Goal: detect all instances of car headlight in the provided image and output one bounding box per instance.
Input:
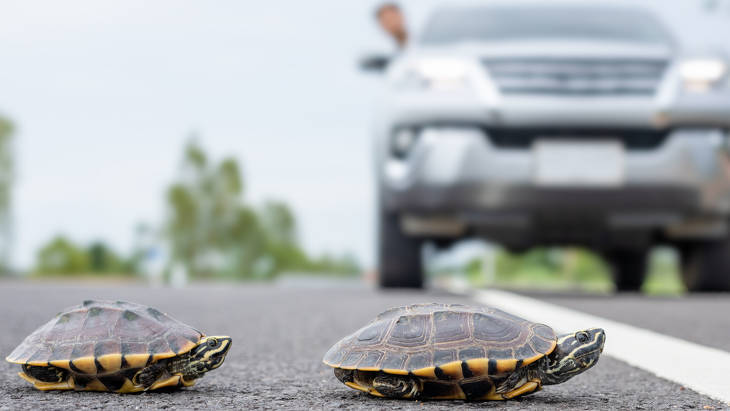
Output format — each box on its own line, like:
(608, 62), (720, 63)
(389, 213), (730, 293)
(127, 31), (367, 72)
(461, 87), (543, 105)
(392, 59), (475, 92)
(679, 59), (727, 92)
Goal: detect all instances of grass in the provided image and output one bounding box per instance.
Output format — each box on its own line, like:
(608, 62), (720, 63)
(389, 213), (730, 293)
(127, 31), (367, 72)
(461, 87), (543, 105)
(435, 246), (686, 295)
(642, 250), (686, 295)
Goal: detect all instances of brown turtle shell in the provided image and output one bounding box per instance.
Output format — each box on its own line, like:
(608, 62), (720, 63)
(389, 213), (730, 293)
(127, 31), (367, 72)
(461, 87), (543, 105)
(6, 300), (203, 375)
(323, 303), (557, 379)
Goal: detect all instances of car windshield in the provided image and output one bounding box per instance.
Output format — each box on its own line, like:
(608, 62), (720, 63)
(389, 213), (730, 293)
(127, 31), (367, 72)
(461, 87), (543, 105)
(421, 5), (672, 45)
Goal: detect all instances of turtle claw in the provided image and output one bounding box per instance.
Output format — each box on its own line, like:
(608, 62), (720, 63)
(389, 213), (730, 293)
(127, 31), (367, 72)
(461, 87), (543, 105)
(495, 371), (525, 394)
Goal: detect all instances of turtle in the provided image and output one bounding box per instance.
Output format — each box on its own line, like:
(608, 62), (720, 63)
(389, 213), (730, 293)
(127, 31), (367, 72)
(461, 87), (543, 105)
(5, 300), (232, 393)
(323, 303), (605, 400)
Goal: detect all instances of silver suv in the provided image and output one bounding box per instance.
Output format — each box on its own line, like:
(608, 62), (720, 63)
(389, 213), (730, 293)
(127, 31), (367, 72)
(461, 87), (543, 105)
(374, 2), (730, 291)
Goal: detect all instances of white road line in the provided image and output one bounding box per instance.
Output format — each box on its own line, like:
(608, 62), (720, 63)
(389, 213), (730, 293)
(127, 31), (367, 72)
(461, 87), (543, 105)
(472, 289), (730, 404)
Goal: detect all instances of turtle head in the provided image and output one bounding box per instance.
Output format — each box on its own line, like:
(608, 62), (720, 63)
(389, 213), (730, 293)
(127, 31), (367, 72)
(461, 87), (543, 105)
(184, 336), (232, 379)
(540, 328), (605, 385)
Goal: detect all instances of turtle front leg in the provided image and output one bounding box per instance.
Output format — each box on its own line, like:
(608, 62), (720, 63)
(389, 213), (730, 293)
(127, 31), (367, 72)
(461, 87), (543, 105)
(493, 367), (542, 400)
(500, 380), (542, 399)
(133, 362), (167, 388)
(371, 373), (421, 399)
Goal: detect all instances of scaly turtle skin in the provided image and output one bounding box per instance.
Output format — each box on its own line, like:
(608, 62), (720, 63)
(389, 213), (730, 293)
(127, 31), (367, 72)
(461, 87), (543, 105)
(5, 300), (232, 393)
(323, 303), (605, 400)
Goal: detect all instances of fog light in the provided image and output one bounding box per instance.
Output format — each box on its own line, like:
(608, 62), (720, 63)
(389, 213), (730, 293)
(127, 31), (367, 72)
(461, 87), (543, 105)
(391, 128), (418, 158)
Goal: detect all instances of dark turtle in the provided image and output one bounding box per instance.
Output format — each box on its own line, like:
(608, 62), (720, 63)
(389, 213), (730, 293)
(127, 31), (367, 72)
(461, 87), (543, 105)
(323, 303), (605, 400)
(5, 300), (232, 393)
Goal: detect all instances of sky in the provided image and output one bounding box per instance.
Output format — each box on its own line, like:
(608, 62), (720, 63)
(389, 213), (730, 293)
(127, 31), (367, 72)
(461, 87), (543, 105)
(0, 0), (727, 270)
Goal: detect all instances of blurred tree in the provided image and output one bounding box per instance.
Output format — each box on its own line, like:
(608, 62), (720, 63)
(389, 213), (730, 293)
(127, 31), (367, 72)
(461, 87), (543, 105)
(167, 141), (258, 278)
(165, 140), (360, 279)
(258, 200), (305, 274)
(260, 201), (296, 245)
(87, 241), (132, 273)
(167, 182), (200, 275)
(0, 116), (13, 274)
(34, 237), (136, 276)
(35, 236), (89, 275)
(306, 252), (361, 276)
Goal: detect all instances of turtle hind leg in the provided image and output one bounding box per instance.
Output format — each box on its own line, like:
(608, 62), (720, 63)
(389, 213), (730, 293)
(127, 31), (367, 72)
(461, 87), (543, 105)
(22, 364), (67, 383)
(334, 368), (354, 384)
(18, 369), (74, 391)
(371, 373), (421, 399)
(133, 362), (166, 388)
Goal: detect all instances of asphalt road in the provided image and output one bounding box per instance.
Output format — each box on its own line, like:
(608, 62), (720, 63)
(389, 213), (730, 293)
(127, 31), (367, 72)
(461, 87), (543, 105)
(0, 281), (726, 410)
(531, 291), (730, 352)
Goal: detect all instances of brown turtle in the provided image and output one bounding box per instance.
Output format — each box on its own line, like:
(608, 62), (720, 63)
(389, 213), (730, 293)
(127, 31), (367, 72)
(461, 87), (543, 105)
(6, 300), (232, 393)
(323, 303), (605, 400)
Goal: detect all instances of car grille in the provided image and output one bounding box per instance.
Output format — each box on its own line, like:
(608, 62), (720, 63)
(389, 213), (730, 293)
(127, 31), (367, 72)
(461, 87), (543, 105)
(484, 127), (670, 150)
(482, 58), (668, 96)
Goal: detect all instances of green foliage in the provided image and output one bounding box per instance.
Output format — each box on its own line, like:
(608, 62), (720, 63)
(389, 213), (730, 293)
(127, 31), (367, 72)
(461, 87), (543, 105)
(35, 236), (89, 275)
(463, 247), (614, 293)
(0, 115), (13, 273)
(165, 140), (360, 280)
(88, 241), (137, 273)
(642, 248), (686, 295)
(304, 253), (361, 276)
(30, 139), (360, 279)
(460, 246), (684, 294)
(0, 117), (12, 210)
(34, 237), (135, 276)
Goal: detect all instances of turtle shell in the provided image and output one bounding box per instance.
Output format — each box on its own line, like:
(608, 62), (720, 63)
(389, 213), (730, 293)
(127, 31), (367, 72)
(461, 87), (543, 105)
(6, 300), (204, 375)
(323, 303), (557, 379)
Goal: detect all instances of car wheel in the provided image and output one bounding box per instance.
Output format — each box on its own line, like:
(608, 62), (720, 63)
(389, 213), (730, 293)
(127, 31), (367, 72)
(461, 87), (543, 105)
(378, 211), (423, 288)
(680, 240), (730, 292)
(606, 249), (648, 292)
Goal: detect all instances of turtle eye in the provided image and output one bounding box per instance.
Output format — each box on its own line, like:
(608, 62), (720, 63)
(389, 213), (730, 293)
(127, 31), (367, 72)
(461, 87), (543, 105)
(208, 338), (219, 348)
(576, 332), (590, 344)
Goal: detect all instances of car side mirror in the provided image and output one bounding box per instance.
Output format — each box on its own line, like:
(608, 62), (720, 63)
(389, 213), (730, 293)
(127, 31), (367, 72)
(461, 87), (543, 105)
(359, 54), (392, 73)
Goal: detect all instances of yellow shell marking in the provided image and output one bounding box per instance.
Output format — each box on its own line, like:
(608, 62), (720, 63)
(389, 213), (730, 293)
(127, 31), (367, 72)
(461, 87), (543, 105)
(464, 358), (489, 375)
(18, 369), (196, 393)
(344, 381), (368, 392)
(96, 354), (122, 372)
(380, 368), (409, 375)
(149, 375), (183, 391)
(70, 357), (97, 374)
(410, 367), (436, 378)
(123, 354), (151, 369)
(48, 360), (71, 370)
(367, 388), (386, 398)
(438, 362), (464, 379)
(82, 379), (109, 392)
(495, 359), (518, 374)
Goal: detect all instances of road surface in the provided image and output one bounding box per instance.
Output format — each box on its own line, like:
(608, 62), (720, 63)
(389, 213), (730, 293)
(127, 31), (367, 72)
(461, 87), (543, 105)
(0, 281), (726, 410)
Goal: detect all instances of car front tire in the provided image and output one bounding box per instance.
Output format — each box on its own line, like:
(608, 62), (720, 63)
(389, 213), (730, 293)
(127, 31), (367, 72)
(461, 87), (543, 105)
(606, 248), (648, 292)
(378, 211), (423, 288)
(681, 240), (730, 292)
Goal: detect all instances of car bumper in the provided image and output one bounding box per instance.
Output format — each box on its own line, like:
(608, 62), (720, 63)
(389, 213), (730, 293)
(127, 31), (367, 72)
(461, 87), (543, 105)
(380, 127), (730, 240)
(379, 88), (730, 129)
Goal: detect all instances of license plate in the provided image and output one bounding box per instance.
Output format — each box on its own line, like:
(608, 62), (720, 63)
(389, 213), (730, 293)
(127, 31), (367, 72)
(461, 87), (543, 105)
(533, 140), (624, 187)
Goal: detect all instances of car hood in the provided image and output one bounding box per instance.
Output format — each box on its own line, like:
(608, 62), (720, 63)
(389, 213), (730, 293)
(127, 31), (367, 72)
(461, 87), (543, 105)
(406, 39), (674, 61)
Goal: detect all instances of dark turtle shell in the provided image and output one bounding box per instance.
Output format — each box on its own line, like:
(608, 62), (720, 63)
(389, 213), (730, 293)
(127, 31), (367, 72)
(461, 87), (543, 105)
(323, 303), (557, 379)
(6, 300), (203, 375)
